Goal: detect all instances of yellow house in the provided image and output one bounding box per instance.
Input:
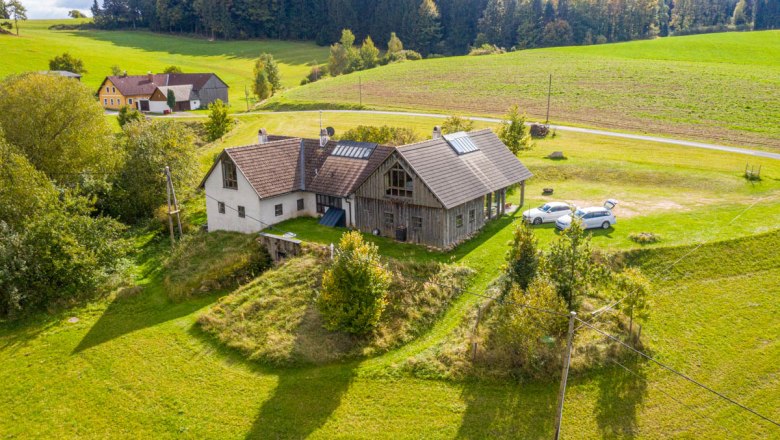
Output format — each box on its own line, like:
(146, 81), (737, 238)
(97, 73), (229, 113)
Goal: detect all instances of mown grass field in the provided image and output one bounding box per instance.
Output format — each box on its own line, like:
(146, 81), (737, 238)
(268, 31), (780, 149)
(0, 20), (328, 109)
(1, 110), (778, 437)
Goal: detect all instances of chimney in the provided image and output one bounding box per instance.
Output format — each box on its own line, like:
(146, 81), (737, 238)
(147, 72), (153, 83)
(432, 125), (442, 140)
(258, 128), (268, 144)
(319, 128), (329, 147)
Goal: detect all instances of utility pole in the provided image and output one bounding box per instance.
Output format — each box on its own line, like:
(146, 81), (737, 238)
(164, 166), (183, 246)
(359, 76), (363, 107)
(546, 74), (552, 126)
(554, 311), (577, 440)
(244, 85), (250, 112)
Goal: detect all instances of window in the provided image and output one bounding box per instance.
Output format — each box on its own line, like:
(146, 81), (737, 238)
(104, 98), (107, 105)
(412, 216), (423, 230)
(128, 98), (133, 105)
(297, 198), (304, 211)
(222, 160), (238, 189)
(275, 204), (283, 217)
(112, 87), (116, 93)
(110, 98), (114, 105)
(385, 163), (413, 198)
(316, 194), (342, 214)
(218, 202), (225, 214)
(237, 206), (245, 218)
(384, 212), (394, 227)
(455, 214), (464, 228)
(106, 87), (110, 93)
(469, 209), (476, 224)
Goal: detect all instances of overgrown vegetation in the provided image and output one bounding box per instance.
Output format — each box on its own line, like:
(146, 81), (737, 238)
(163, 232), (271, 301)
(337, 124), (421, 146)
(629, 232), (661, 244)
(441, 115), (475, 134)
(199, 247), (472, 365)
(319, 232), (392, 334)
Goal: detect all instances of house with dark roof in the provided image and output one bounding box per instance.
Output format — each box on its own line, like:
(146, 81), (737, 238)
(200, 127), (531, 248)
(97, 72), (228, 112)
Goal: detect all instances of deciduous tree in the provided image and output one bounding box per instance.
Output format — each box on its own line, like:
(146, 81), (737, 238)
(49, 52), (87, 74)
(442, 115), (475, 134)
(497, 105), (533, 154)
(204, 99), (232, 141)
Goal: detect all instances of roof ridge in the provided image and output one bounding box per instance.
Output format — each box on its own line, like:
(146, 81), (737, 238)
(224, 137), (303, 152)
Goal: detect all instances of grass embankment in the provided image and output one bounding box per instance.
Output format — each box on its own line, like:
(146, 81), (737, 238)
(269, 31), (780, 149)
(199, 252), (472, 365)
(0, 19), (328, 109)
(1, 224), (777, 437)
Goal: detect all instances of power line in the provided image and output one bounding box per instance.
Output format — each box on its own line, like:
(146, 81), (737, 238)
(577, 318), (780, 428)
(608, 358), (738, 438)
(577, 196), (767, 331)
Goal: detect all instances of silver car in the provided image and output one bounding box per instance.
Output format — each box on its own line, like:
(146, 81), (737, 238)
(523, 202), (573, 225)
(556, 200), (618, 230)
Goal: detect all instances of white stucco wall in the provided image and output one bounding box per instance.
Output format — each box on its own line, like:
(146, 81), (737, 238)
(204, 159), (319, 233)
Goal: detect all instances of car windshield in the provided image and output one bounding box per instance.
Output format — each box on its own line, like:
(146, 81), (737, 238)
(574, 209), (586, 218)
(539, 204), (552, 212)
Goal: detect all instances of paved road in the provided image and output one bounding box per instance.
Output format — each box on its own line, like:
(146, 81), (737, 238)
(153, 109), (780, 160)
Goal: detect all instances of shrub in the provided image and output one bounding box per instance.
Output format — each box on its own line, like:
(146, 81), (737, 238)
(441, 115), (475, 134)
(386, 49), (422, 63)
(338, 125), (420, 146)
(505, 222), (540, 291)
(469, 44), (506, 56)
(497, 104), (533, 154)
(318, 231), (391, 334)
(117, 105), (143, 127)
(629, 232), (661, 244)
(48, 52), (86, 74)
(486, 278), (569, 379)
(163, 65), (183, 74)
(205, 99), (233, 141)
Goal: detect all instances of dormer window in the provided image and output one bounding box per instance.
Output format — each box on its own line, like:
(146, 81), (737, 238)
(385, 163), (413, 198)
(222, 160), (238, 189)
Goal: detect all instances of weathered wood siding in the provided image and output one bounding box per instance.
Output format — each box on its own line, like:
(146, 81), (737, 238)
(355, 197), (448, 247)
(354, 152), (443, 209)
(197, 76), (229, 107)
(443, 196), (486, 247)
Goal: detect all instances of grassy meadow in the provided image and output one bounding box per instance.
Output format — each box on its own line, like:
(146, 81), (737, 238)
(1, 111), (779, 437)
(268, 31), (780, 149)
(0, 19), (328, 109)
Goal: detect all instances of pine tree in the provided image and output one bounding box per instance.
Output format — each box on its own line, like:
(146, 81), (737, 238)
(166, 89), (176, 111)
(405, 0), (442, 55)
(387, 32), (404, 54)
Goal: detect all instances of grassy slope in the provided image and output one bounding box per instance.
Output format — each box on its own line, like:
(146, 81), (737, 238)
(0, 20), (328, 109)
(269, 31), (780, 149)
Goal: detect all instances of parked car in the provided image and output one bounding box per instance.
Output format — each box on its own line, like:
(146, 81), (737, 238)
(523, 202), (573, 225)
(556, 200), (618, 230)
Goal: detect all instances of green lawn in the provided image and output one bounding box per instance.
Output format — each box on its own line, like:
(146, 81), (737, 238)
(0, 20), (328, 110)
(1, 100), (779, 436)
(267, 31), (780, 149)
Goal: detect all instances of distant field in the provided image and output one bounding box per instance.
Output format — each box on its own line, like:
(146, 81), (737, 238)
(269, 31), (780, 149)
(0, 20), (328, 109)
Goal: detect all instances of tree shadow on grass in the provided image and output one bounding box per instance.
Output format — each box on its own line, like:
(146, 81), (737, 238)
(188, 307), (357, 440)
(63, 29), (322, 65)
(594, 358), (649, 439)
(456, 379), (559, 439)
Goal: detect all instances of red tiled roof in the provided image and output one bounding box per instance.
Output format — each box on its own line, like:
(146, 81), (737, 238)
(102, 73), (226, 97)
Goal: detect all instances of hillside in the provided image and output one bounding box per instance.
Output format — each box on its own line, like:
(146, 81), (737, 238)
(0, 20), (328, 109)
(270, 31), (780, 149)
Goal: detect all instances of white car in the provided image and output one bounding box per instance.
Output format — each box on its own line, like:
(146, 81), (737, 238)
(523, 202), (573, 225)
(556, 200), (618, 230)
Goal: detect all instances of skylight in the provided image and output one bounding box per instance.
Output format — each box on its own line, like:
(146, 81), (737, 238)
(331, 141), (378, 159)
(443, 132), (479, 155)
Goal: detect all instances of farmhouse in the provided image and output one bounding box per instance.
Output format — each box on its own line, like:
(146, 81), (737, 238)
(201, 127), (531, 248)
(97, 72), (228, 112)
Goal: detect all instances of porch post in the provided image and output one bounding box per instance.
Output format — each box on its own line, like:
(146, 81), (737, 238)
(520, 181), (526, 207)
(487, 192), (493, 219)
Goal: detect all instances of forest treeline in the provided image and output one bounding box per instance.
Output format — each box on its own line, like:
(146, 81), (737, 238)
(91, 0), (780, 54)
